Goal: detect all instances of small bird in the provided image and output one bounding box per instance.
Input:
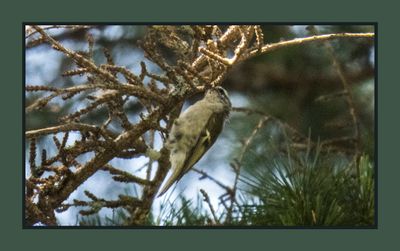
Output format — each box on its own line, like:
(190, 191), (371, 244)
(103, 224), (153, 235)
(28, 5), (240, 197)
(158, 86), (231, 197)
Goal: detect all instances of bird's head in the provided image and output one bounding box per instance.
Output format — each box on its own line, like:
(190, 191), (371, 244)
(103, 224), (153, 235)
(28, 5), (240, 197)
(205, 86), (232, 112)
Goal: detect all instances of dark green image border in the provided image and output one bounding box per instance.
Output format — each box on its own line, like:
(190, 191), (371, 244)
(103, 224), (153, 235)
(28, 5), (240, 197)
(2, 0), (397, 250)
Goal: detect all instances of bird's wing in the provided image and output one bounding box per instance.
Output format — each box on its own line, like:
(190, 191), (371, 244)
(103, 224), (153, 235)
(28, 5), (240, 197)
(181, 112), (224, 174)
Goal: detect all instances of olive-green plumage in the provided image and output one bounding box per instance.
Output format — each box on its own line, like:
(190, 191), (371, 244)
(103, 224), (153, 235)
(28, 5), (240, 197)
(158, 87), (231, 197)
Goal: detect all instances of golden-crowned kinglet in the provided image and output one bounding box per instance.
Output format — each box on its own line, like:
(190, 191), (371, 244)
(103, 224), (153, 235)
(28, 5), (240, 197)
(158, 86), (231, 197)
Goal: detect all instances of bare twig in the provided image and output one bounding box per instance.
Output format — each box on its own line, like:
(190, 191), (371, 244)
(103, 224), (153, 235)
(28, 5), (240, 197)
(102, 164), (151, 185)
(192, 168), (231, 192)
(237, 117), (270, 163)
(200, 189), (220, 225)
(26, 123), (114, 140)
(248, 32), (374, 59)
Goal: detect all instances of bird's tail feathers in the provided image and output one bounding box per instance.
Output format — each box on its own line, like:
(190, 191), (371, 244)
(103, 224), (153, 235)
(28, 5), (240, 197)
(157, 168), (183, 197)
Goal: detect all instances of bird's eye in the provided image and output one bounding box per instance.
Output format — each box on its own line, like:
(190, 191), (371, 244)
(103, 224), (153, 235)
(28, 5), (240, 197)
(217, 87), (226, 96)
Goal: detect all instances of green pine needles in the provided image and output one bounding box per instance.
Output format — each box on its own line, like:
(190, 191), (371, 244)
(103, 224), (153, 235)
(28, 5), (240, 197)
(241, 144), (374, 227)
